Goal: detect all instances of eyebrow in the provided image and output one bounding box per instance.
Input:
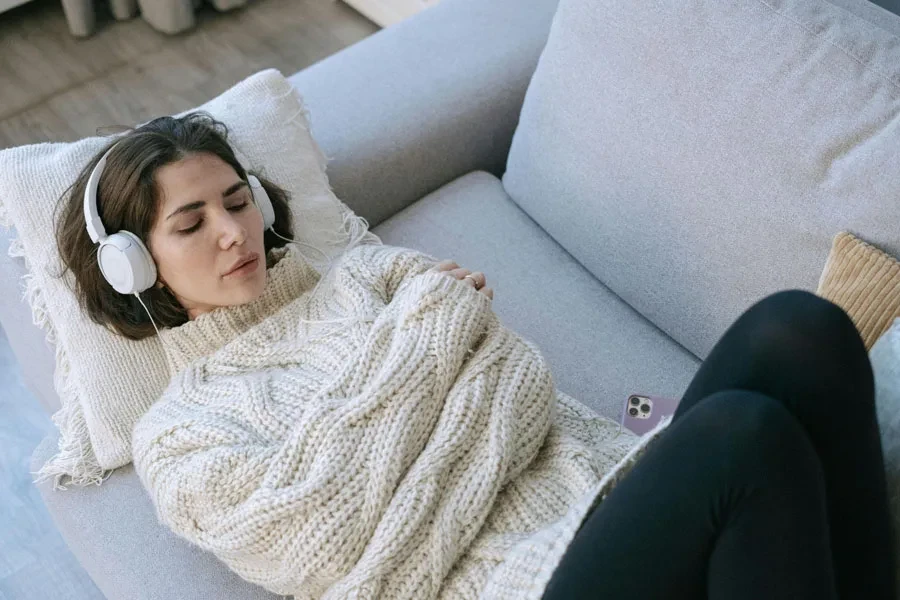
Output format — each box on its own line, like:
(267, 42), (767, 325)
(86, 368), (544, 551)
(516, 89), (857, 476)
(165, 181), (249, 220)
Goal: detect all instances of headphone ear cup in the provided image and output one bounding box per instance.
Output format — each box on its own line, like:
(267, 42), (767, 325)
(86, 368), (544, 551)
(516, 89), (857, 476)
(97, 231), (157, 295)
(248, 174), (276, 230)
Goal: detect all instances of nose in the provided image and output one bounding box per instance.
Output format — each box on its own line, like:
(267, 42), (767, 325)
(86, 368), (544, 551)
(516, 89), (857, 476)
(217, 211), (247, 249)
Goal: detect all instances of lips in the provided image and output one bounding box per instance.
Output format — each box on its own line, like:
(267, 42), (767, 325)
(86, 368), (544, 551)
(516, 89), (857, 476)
(223, 252), (260, 277)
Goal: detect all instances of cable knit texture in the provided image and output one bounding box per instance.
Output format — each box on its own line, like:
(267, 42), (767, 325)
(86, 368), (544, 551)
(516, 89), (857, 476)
(132, 242), (667, 599)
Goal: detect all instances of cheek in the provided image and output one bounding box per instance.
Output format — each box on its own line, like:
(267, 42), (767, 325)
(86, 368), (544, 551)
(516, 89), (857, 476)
(151, 235), (214, 285)
(245, 207), (266, 239)
(242, 212), (267, 254)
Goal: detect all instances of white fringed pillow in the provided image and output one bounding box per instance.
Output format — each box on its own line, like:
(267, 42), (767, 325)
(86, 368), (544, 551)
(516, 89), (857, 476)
(0, 69), (378, 488)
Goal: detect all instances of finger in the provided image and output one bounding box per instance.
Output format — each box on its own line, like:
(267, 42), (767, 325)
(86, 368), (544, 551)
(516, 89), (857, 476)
(449, 267), (473, 281)
(461, 273), (481, 288)
(432, 260), (459, 272)
(467, 271), (486, 288)
(480, 287), (494, 300)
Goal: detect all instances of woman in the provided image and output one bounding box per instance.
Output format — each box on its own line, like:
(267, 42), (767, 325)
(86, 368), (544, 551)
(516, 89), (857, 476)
(56, 112), (894, 599)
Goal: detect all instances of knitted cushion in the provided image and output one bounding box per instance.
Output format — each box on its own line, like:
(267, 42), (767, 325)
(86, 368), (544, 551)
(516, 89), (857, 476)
(0, 68), (376, 488)
(817, 232), (900, 350)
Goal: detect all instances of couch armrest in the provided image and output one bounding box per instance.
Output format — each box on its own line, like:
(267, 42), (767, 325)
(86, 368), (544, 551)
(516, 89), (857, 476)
(289, 0), (560, 227)
(31, 431), (281, 600)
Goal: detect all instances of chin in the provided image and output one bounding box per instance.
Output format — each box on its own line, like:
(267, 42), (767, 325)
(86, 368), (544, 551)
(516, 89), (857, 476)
(241, 279), (268, 304)
(223, 274), (267, 307)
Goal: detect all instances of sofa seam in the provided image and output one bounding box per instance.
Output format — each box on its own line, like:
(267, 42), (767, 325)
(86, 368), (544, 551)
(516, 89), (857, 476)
(755, 0), (900, 94)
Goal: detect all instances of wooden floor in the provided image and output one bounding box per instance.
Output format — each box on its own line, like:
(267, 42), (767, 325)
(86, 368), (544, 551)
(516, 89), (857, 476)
(0, 0), (377, 597)
(0, 0), (378, 148)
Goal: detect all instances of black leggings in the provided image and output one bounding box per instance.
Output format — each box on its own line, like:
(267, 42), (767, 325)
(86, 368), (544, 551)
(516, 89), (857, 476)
(542, 290), (895, 600)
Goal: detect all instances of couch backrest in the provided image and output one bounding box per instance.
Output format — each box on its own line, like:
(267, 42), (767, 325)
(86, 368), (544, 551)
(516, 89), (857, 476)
(851, 0), (900, 24)
(502, 0), (900, 358)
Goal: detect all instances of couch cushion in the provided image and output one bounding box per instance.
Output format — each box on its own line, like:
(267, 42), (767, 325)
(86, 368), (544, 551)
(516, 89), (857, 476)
(830, 0), (900, 32)
(30, 433), (281, 600)
(373, 171), (700, 419)
(32, 170), (698, 600)
(503, 0), (900, 358)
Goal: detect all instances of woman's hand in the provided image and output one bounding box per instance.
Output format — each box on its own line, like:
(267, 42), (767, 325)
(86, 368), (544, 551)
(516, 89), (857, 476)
(430, 260), (494, 301)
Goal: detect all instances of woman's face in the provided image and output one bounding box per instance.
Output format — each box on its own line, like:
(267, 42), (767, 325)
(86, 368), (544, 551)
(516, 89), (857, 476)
(147, 152), (267, 319)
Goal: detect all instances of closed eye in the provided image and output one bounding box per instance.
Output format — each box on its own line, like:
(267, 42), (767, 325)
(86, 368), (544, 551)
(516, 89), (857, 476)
(178, 220), (202, 235)
(177, 202), (250, 235)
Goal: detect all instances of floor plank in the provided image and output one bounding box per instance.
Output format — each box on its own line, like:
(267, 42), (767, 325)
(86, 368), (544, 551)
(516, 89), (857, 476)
(0, 0), (164, 121)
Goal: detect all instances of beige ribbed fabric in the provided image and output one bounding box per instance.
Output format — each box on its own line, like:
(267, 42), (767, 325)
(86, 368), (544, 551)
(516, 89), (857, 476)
(133, 242), (666, 599)
(817, 232), (900, 350)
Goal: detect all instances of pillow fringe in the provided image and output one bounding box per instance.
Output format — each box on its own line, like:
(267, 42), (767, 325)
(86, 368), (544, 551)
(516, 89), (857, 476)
(5, 232), (109, 489)
(31, 387), (111, 490)
(283, 85), (326, 172)
(280, 85), (381, 260)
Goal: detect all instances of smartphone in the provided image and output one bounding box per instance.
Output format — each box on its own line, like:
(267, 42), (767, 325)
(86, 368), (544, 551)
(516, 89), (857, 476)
(620, 394), (681, 436)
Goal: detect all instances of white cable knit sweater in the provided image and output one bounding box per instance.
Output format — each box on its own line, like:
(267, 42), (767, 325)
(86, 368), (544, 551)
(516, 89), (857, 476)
(132, 242), (669, 599)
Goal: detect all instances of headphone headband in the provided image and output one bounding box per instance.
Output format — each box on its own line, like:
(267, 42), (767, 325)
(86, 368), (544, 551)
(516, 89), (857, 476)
(83, 143), (118, 243)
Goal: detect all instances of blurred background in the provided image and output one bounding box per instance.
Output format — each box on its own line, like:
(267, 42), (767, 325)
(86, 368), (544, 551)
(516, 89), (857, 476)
(0, 0), (382, 148)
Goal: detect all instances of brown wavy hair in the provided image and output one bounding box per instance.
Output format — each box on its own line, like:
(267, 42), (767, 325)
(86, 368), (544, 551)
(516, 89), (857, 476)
(55, 112), (295, 340)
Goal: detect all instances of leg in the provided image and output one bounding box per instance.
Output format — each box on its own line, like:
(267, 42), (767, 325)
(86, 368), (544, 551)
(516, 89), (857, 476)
(109, 0), (139, 20)
(543, 391), (837, 600)
(137, 0), (196, 34)
(61, 0), (96, 37)
(208, 0), (249, 11)
(675, 290), (893, 599)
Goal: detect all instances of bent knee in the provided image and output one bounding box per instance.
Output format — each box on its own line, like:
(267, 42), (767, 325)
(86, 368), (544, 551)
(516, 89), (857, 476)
(681, 391), (820, 481)
(747, 290), (859, 347)
(739, 291), (872, 396)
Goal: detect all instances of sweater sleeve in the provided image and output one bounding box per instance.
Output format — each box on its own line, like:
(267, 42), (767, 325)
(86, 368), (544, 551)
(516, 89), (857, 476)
(131, 269), (499, 597)
(335, 242), (445, 304)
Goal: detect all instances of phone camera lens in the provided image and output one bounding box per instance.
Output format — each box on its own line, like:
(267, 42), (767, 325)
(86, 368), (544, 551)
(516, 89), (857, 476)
(640, 403), (651, 413)
(630, 397), (640, 405)
(628, 407), (639, 417)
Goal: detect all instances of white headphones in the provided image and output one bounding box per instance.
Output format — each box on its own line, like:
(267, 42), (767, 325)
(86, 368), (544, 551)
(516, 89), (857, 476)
(83, 142), (276, 295)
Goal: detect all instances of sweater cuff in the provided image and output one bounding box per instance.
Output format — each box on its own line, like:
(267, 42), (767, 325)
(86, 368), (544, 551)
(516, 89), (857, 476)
(404, 270), (494, 307)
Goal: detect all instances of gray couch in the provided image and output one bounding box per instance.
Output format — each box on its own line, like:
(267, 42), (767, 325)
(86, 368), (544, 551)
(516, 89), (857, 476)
(4, 0), (900, 597)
